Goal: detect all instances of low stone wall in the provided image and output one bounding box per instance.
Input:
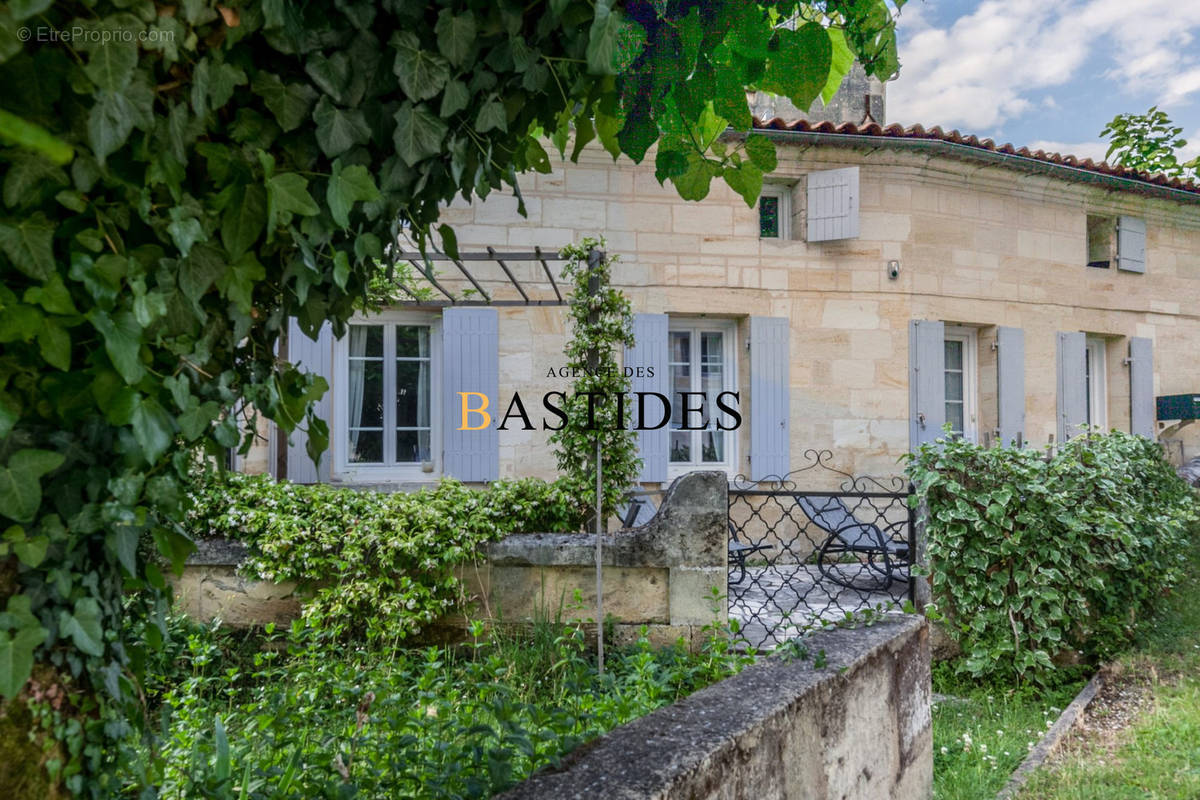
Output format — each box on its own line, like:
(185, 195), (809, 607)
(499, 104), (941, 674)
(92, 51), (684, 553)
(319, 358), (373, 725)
(173, 471), (729, 645)
(497, 615), (932, 800)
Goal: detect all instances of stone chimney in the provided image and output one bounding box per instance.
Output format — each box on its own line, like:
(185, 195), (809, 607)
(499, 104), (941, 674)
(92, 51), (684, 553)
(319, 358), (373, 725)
(748, 62), (886, 126)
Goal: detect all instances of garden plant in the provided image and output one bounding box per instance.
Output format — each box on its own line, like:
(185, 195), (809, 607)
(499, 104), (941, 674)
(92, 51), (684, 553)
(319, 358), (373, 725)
(0, 1), (902, 793)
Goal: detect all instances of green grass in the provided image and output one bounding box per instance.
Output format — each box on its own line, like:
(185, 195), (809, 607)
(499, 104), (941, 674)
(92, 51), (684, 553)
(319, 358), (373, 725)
(931, 667), (1086, 800)
(1017, 536), (1200, 800)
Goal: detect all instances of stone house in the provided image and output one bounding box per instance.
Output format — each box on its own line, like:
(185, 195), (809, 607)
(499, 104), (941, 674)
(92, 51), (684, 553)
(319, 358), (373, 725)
(242, 104), (1200, 490)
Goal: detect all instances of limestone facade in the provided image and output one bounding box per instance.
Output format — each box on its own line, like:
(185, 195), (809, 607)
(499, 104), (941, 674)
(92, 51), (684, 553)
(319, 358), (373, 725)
(250, 134), (1200, 486)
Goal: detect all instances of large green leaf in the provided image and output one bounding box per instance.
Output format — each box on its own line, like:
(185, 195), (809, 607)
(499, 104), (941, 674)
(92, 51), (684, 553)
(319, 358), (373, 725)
(724, 161), (763, 207)
(88, 89), (138, 163)
(88, 310), (145, 385)
(760, 23), (832, 111)
(266, 173), (319, 233)
(0, 626), (47, 700)
(393, 103), (448, 167)
(106, 527), (139, 576)
(475, 98), (507, 134)
(0, 212), (55, 280)
(221, 183), (267, 258)
(131, 396), (175, 464)
(313, 97), (371, 158)
(390, 32), (450, 101)
(59, 597), (104, 657)
(37, 324), (71, 371)
(821, 27), (855, 106)
(84, 41), (137, 92)
(3, 152), (68, 209)
(435, 10), (476, 68)
(439, 80), (470, 117)
(744, 134), (777, 172)
(0, 449), (65, 524)
(326, 162), (381, 228)
(586, 2), (620, 74)
(250, 72), (318, 132)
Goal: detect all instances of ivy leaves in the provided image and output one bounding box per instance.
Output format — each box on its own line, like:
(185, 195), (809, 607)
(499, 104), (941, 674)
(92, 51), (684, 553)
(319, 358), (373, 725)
(0, 449), (64, 524)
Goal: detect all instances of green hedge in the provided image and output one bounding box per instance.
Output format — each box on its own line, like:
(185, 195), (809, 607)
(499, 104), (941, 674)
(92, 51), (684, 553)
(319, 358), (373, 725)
(187, 472), (584, 641)
(907, 430), (1197, 682)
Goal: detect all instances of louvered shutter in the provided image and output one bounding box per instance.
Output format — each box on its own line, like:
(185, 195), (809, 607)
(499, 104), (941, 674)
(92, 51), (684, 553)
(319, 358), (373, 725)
(626, 313), (669, 483)
(1129, 337), (1155, 438)
(996, 326), (1026, 446)
(749, 316), (790, 480)
(1056, 331), (1087, 442)
(908, 320), (945, 450)
(442, 307), (499, 482)
(806, 166), (860, 242)
(286, 318), (333, 483)
(1117, 216), (1146, 273)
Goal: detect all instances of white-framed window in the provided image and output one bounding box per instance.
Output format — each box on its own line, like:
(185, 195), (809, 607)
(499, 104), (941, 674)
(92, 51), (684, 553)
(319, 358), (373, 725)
(1085, 336), (1107, 429)
(944, 325), (978, 442)
(667, 318), (738, 475)
(333, 312), (441, 481)
(759, 184), (791, 239)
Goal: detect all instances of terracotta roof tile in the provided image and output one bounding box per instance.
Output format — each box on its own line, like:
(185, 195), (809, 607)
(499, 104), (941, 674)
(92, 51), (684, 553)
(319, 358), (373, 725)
(752, 118), (1200, 197)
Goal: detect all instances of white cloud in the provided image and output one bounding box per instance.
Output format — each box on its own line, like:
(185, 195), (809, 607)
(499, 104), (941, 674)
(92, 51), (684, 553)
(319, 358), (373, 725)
(1025, 140), (1111, 162)
(889, 0), (1200, 133)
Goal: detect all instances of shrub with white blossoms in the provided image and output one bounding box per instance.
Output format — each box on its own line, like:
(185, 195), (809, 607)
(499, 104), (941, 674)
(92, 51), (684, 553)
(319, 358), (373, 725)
(187, 471), (585, 641)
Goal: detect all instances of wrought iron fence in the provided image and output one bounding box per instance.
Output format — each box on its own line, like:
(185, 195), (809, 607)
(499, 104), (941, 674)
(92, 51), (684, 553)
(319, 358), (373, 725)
(727, 450), (916, 649)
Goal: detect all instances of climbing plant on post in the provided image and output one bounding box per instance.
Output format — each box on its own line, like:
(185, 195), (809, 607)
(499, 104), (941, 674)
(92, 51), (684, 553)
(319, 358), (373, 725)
(550, 239), (639, 528)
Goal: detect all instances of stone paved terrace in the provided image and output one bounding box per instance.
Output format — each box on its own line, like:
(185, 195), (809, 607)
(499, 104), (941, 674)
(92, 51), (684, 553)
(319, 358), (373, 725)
(729, 563), (910, 650)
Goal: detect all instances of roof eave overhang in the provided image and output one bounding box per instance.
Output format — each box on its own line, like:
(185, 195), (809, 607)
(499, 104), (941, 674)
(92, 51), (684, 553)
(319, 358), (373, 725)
(731, 128), (1200, 206)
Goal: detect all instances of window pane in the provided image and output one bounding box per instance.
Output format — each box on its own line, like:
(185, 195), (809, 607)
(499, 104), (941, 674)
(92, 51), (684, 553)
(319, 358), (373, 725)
(701, 431), (724, 463)
(349, 359), (384, 428)
(946, 402), (964, 436)
(944, 339), (963, 371)
(701, 332), (724, 426)
(350, 324), (383, 358)
(396, 430), (431, 464)
(944, 370), (963, 402)
(396, 325), (429, 358)
(670, 331), (690, 364)
(395, 360), (429, 428)
(759, 195), (780, 238)
(349, 431), (383, 464)
(669, 431), (690, 463)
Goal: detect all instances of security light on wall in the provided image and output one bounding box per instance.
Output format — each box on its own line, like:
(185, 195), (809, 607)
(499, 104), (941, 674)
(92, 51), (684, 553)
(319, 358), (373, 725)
(887, 260), (900, 280)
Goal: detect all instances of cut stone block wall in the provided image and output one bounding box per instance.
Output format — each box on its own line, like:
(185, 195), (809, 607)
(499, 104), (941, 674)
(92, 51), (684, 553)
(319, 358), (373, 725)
(496, 615), (932, 800)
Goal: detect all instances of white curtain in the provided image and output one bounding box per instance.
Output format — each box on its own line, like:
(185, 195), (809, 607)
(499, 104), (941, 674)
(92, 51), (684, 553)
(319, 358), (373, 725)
(347, 326), (368, 458)
(416, 329), (430, 460)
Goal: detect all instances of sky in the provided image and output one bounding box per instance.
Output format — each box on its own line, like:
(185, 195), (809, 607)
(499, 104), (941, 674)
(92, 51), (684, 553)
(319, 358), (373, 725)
(886, 0), (1200, 164)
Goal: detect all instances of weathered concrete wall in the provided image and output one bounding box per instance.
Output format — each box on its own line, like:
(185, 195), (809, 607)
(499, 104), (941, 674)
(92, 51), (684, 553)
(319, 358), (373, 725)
(497, 615), (932, 800)
(173, 472), (729, 646)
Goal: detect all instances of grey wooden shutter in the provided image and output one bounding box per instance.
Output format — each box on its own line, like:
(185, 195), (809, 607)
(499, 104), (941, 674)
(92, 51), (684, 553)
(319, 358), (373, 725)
(1117, 216), (1146, 273)
(442, 307), (499, 482)
(750, 316), (790, 480)
(1129, 337), (1155, 438)
(908, 320), (945, 450)
(806, 166), (860, 242)
(286, 318), (333, 483)
(1056, 331), (1087, 442)
(626, 313), (669, 483)
(996, 326), (1025, 446)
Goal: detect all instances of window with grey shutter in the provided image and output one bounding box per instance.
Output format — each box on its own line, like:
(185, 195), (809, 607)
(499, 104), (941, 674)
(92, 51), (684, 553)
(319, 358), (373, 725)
(1056, 331), (1087, 442)
(909, 320), (945, 450)
(996, 326), (1025, 446)
(749, 316), (790, 480)
(442, 307), (499, 482)
(626, 313), (669, 483)
(1128, 337), (1154, 438)
(1117, 216), (1146, 273)
(286, 318), (333, 483)
(806, 166), (860, 242)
